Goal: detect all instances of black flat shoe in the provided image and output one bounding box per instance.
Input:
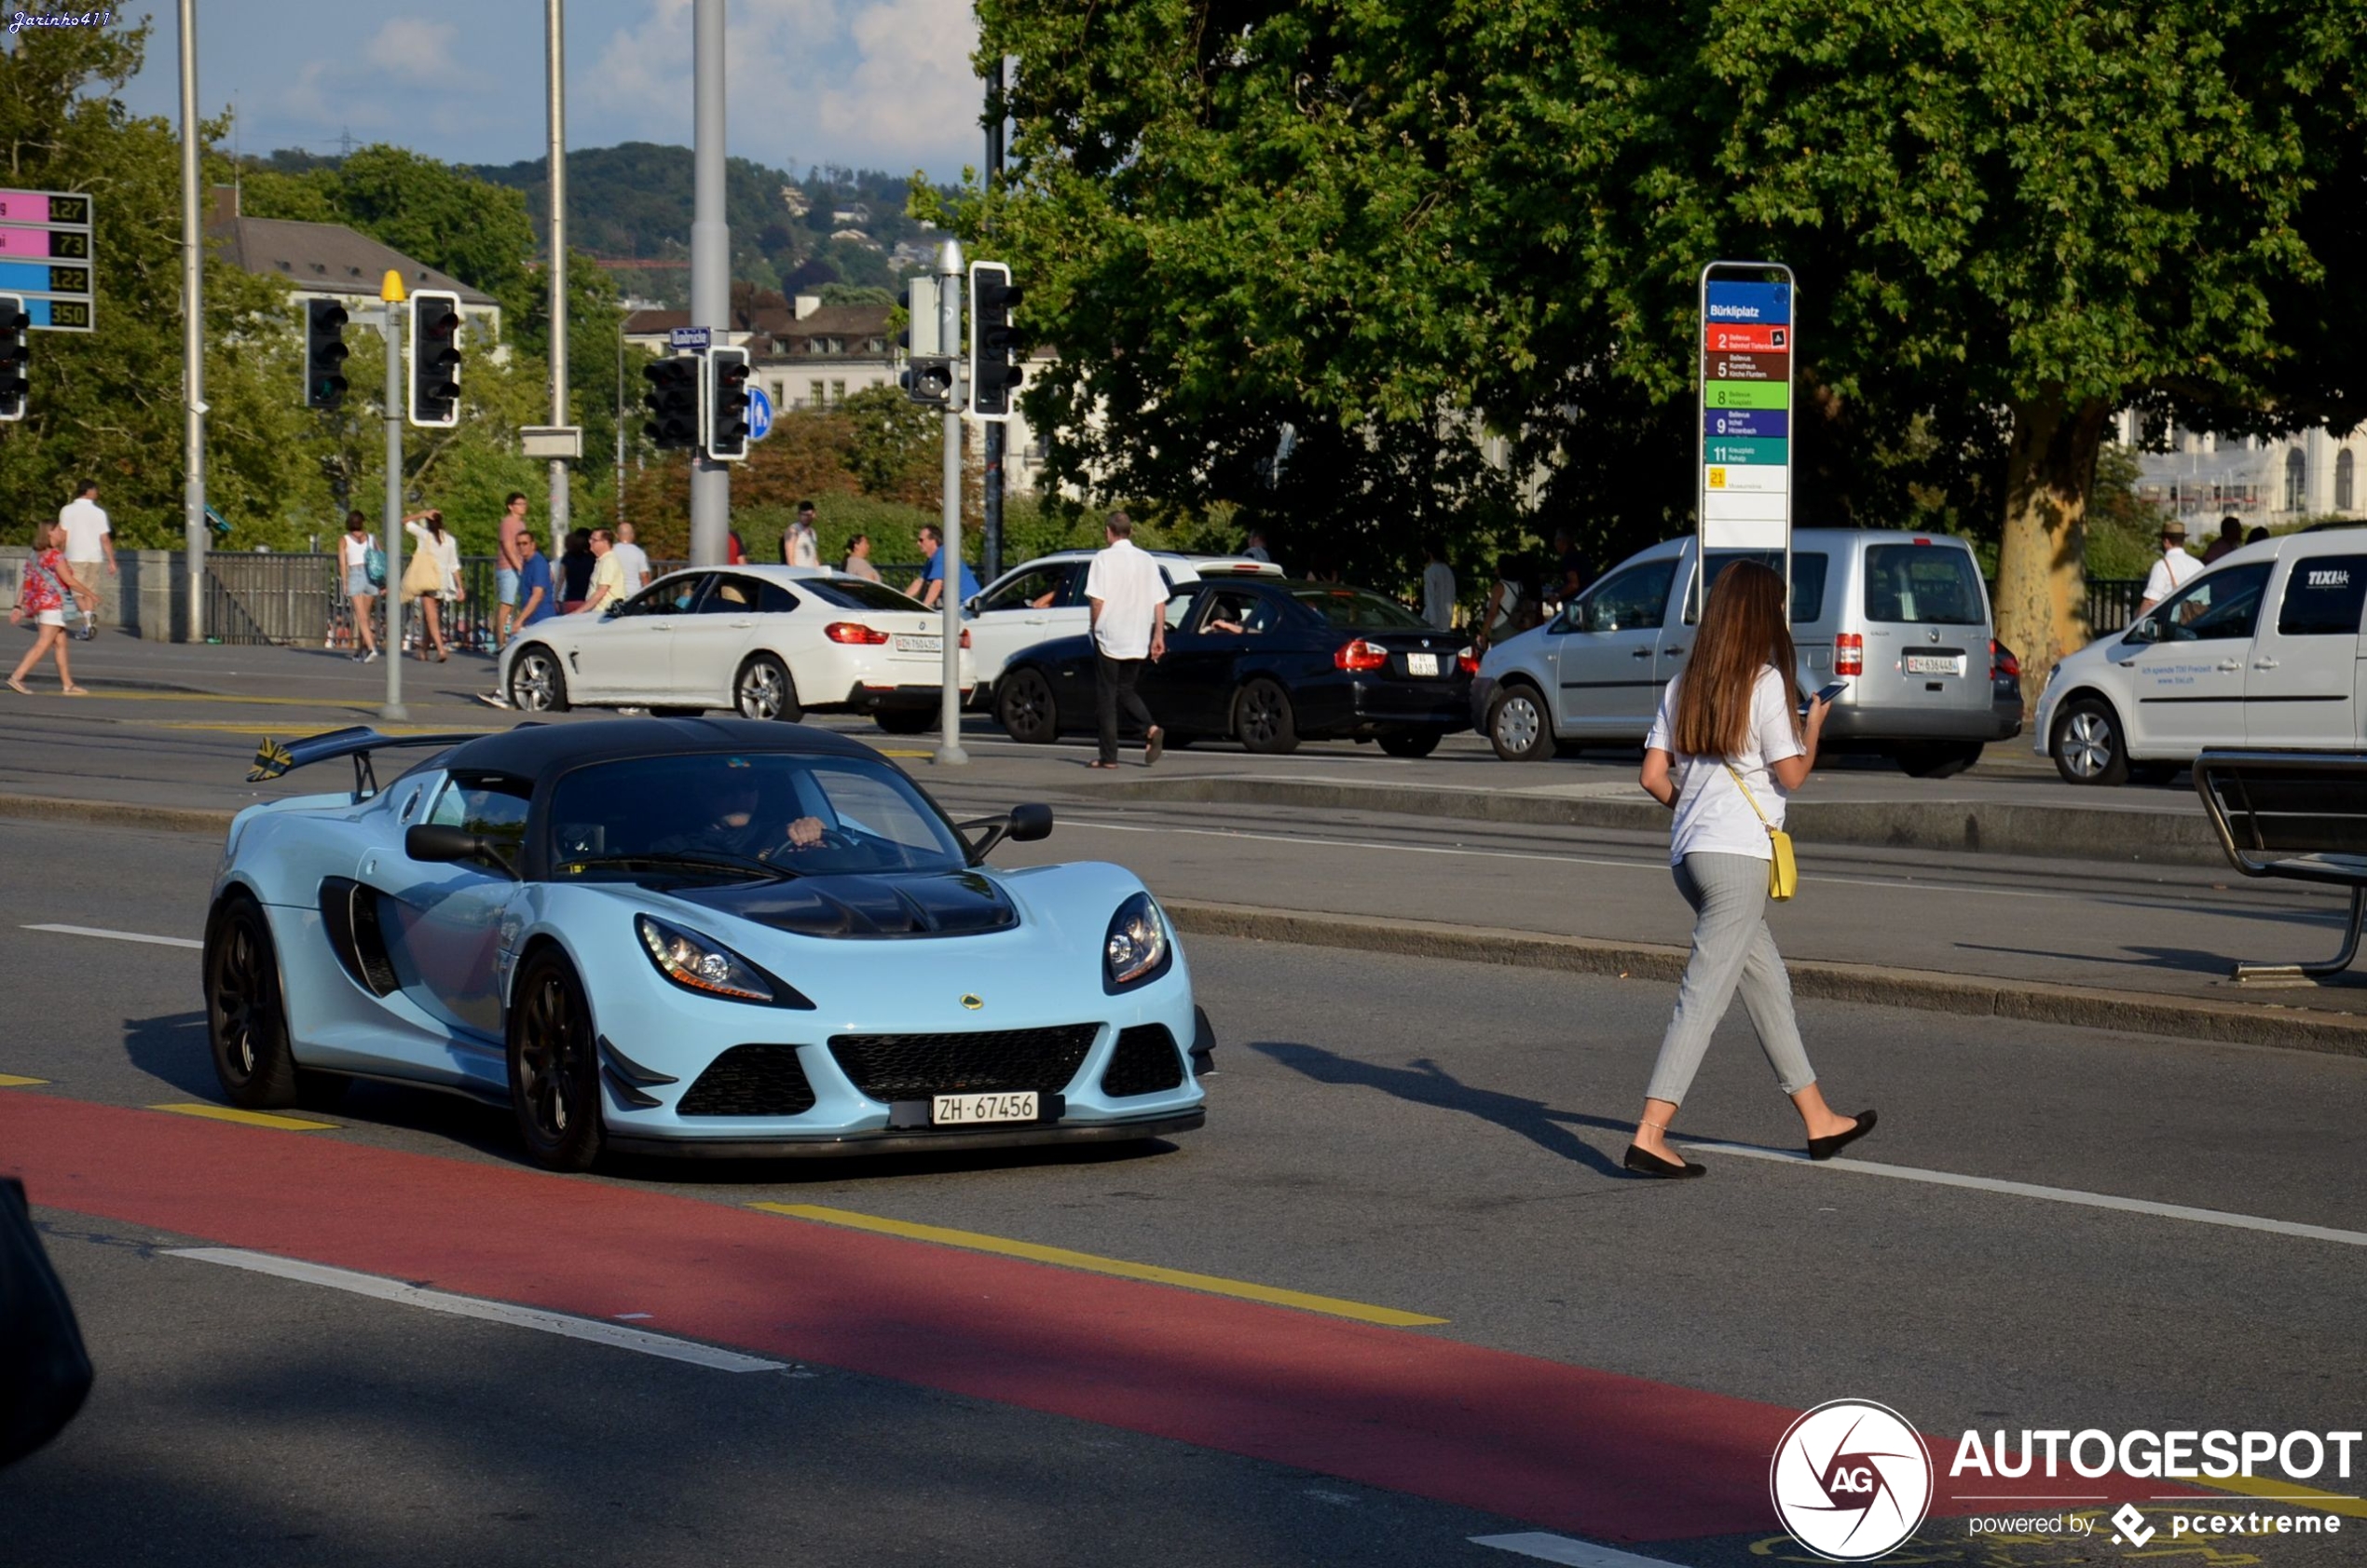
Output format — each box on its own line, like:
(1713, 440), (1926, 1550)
(1807, 1108), (1878, 1162)
(1622, 1144), (1705, 1179)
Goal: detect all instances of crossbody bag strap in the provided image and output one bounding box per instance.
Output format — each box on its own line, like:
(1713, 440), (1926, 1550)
(1723, 762), (1774, 831)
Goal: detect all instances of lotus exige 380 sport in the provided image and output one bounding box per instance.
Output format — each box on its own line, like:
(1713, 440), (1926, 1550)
(205, 719), (1210, 1169)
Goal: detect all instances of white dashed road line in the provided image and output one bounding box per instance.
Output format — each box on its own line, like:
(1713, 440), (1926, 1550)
(24, 922), (204, 949)
(1471, 1534), (1687, 1568)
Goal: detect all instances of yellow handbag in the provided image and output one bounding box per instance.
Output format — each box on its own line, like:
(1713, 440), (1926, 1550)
(1725, 763), (1798, 901)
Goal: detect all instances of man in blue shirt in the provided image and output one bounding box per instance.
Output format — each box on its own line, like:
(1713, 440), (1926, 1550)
(514, 531), (557, 626)
(907, 525), (981, 609)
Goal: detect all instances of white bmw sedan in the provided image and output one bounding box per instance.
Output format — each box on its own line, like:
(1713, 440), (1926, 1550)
(499, 566), (973, 732)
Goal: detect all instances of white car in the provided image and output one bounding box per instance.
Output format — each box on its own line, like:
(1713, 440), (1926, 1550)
(965, 551), (1281, 697)
(2037, 526), (2367, 784)
(499, 566), (974, 732)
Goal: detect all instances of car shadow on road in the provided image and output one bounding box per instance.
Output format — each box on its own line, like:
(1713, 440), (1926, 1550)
(121, 1011), (222, 1098)
(1248, 1041), (1640, 1179)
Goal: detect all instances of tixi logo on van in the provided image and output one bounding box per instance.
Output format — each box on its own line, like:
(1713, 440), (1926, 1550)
(2306, 568), (2350, 589)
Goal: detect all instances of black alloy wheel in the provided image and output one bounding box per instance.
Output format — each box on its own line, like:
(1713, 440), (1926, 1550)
(734, 653), (800, 722)
(204, 895), (300, 1108)
(1487, 684), (1555, 762)
(509, 647), (569, 714)
(1377, 728), (1443, 759)
(1236, 678), (1300, 755)
(997, 667), (1060, 743)
(508, 949), (606, 1171)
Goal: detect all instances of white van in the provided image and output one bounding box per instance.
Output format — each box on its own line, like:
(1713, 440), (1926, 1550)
(2037, 526), (2367, 785)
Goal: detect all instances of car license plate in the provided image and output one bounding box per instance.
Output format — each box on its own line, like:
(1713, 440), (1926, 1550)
(1405, 652), (1439, 676)
(932, 1091), (1037, 1125)
(896, 634), (942, 653)
(1904, 653), (1962, 675)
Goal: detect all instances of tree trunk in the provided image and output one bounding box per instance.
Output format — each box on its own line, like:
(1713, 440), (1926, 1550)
(1994, 393), (2109, 714)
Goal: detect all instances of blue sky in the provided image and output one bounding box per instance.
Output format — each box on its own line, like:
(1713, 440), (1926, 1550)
(116, 0), (984, 180)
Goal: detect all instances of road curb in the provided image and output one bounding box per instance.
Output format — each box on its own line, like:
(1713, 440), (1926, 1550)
(0, 792), (237, 836)
(1107, 775), (2225, 866)
(1164, 899), (2367, 1058)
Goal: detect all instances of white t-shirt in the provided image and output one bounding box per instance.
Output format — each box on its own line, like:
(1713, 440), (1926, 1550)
(2141, 545), (2202, 607)
(611, 540), (651, 587)
(1645, 665), (1805, 867)
(1085, 539), (1167, 661)
(341, 533), (375, 568)
(787, 523), (820, 568)
(1422, 561), (1457, 629)
(59, 497), (109, 560)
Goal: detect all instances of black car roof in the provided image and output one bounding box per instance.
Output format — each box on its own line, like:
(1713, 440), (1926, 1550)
(440, 716), (882, 778)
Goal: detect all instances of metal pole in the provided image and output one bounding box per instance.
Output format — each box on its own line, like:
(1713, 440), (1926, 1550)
(980, 56), (1005, 584)
(381, 297), (408, 720)
(178, 0), (207, 641)
(615, 330), (626, 526)
(937, 239), (968, 766)
(546, 0), (570, 547)
(687, 0), (729, 566)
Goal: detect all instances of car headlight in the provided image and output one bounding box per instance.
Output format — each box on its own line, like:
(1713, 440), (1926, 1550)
(636, 914), (776, 1003)
(1102, 892), (1172, 990)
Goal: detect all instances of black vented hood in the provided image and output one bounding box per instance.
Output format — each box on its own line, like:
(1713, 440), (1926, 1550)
(668, 870), (1019, 939)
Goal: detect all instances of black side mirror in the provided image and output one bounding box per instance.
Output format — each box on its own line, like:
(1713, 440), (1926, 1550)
(956, 804), (1055, 864)
(2122, 618), (2156, 646)
(405, 824), (515, 876)
(1008, 803), (1053, 843)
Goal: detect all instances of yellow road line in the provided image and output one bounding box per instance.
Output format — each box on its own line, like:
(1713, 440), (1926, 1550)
(75, 691), (385, 709)
(150, 1102), (339, 1132)
(750, 1201), (1447, 1328)
(0, 1073), (48, 1087)
(875, 749), (931, 758)
(147, 721), (500, 737)
(2200, 1474), (2367, 1518)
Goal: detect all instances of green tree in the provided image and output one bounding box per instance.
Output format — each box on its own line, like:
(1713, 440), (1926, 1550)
(840, 384), (937, 499)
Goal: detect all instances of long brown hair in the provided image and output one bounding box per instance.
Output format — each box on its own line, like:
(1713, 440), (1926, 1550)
(1672, 560), (1799, 758)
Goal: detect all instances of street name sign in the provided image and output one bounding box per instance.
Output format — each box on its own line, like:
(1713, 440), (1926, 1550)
(669, 325), (711, 351)
(0, 189), (95, 332)
(1697, 263), (1795, 556)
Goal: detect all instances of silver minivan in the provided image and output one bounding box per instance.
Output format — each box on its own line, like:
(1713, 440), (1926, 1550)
(1471, 528), (2018, 775)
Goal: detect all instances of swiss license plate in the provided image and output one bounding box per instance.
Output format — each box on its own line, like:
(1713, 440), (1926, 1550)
(896, 634), (942, 653)
(1405, 652), (1439, 676)
(932, 1091), (1038, 1125)
(1904, 653), (1962, 675)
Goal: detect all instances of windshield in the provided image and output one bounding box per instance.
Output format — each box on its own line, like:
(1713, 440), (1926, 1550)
(804, 578), (930, 612)
(547, 752), (967, 879)
(1290, 587), (1429, 629)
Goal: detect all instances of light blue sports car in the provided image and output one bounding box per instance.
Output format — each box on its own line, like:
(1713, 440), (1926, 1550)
(205, 718), (1210, 1169)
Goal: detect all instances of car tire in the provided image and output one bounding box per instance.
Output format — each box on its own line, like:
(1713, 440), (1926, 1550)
(1236, 677), (1300, 754)
(1486, 683), (1555, 762)
(508, 646), (569, 714)
(507, 947), (605, 1173)
(2051, 697), (2130, 786)
(1377, 728), (1442, 758)
(733, 653), (801, 722)
(203, 893), (300, 1110)
(997, 667), (1060, 743)
(873, 709), (933, 734)
(1895, 741), (1984, 779)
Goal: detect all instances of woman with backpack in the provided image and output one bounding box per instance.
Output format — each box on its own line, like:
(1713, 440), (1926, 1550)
(401, 509), (464, 661)
(1623, 559), (1874, 1179)
(339, 511), (383, 662)
(8, 522), (93, 695)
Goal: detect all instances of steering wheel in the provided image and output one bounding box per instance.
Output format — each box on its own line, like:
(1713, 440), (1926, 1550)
(769, 825), (857, 858)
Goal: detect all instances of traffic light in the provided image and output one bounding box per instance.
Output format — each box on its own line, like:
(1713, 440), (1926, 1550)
(900, 355), (953, 406)
(407, 290), (462, 429)
(303, 298), (349, 409)
(900, 274), (951, 407)
(643, 355), (700, 449)
(0, 294), (26, 423)
(706, 346), (751, 461)
(968, 261), (1022, 420)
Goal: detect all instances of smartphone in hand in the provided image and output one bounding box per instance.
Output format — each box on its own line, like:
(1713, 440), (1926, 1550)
(1799, 679), (1849, 715)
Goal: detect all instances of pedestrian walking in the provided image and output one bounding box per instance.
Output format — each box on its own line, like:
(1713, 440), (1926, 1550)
(1421, 536), (1457, 630)
(907, 524), (981, 609)
(2136, 519), (2202, 618)
(1551, 528), (1587, 611)
(474, 533), (554, 709)
(581, 528), (628, 613)
(8, 523), (93, 695)
(841, 532), (882, 582)
(1085, 511), (1167, 770)
(494, 492), (530, 649)
(1242, 528), (1273, 565)
(2198, 514), (2244, 566)
(338, 510), (382, 662)
(612, 522), (652, 592)
(401, 511), (463, 661)
(782, 501), (821, 567)
(1474, 555), (1543, 655)
(1624, 559), (1872, 1179)
(558, 527), (594, 613)
(57, 481), (116, 633)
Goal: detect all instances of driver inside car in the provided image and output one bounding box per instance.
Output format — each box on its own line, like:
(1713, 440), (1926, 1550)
(660, 767), (829, 862)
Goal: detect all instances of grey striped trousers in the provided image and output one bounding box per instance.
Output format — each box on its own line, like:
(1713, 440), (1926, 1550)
(1644, 851), (1818, 1106)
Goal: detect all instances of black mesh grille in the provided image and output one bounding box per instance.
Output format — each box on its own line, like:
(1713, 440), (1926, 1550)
(828, 1026), (1098, 1101)
(678, 1044), (818, 1116)
(1101, 1025), (1184, 1097)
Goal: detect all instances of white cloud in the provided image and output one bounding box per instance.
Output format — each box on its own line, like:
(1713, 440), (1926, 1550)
(368, 19), (461, 85)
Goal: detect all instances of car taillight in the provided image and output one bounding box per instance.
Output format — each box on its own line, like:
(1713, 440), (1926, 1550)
(1835, 633), (1864, 676)
(1990, 638), (2019, 679)
(826, 621), (890, 645)
(960, 627), (971, 648)
(1334, 639), (1389, 673)
(1457, 650), (1480, 675)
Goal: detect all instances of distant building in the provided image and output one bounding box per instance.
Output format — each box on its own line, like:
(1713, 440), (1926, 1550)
(2121, 411), (2367, 528)
(205, 185), (501, 341)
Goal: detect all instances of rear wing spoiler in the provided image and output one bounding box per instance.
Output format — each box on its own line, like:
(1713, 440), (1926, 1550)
(248, 726), (494, 797)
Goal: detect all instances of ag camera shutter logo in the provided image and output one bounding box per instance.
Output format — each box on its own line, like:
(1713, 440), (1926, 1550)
(1770, 1399), (1935, 1561)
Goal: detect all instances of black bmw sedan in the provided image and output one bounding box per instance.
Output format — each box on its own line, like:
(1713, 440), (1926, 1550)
(993, 578), (1475, 757)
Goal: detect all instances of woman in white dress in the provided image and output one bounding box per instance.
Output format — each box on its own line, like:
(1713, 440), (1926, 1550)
(402, 510), (465, 661)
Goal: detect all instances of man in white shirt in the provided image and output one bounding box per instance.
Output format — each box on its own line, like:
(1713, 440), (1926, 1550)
(1421, 536), (1457, 630)
(2136, 519), (2203, 617)
(783, 501), (821, 567)
(611, 522), (652, 591)
(1084, 511), (1168, 768)
(58, 480), (116, 629)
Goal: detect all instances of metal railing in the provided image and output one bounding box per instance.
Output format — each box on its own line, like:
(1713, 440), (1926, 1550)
(205, 552), (337, 647)
(2084, 577), (2146, 634)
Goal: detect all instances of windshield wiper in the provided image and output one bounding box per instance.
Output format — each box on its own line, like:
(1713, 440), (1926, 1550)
(559, 850), (800, 881)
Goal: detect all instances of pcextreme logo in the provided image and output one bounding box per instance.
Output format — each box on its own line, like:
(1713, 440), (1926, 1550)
(1769, 1399), (1936, 1561)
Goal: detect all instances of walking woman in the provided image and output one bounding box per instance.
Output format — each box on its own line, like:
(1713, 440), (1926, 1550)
(1625, 560), (1874, 1178)
(402, 510), (464, 661)
(339, 511), (381, 662)
(9, 522), (93, 695)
